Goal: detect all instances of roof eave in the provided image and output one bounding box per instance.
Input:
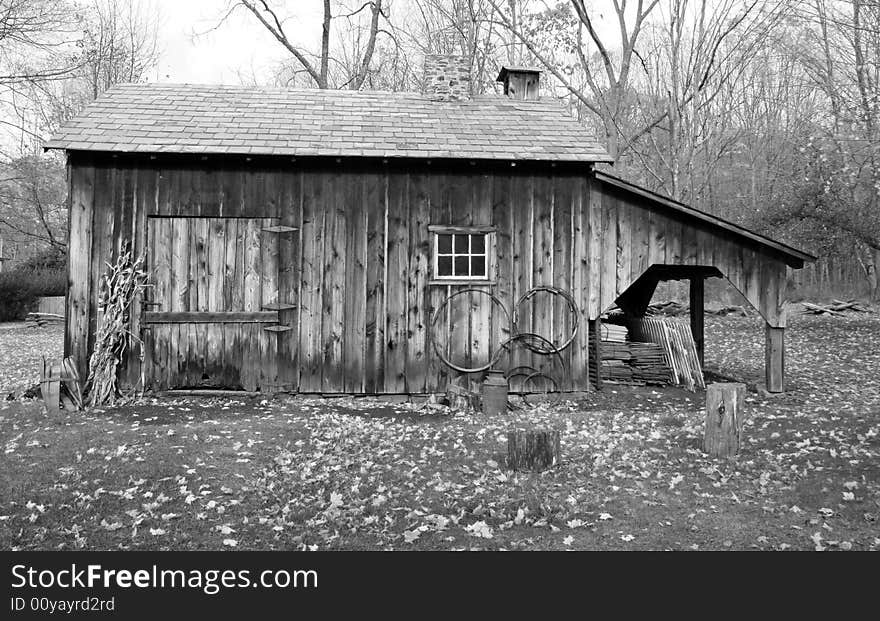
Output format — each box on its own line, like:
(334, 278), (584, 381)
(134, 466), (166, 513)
(595, 171), (816, 267)
(44, 143), (614, 165)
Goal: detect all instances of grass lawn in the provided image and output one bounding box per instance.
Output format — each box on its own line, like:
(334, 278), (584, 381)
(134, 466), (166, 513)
(1, 314), (878, 551)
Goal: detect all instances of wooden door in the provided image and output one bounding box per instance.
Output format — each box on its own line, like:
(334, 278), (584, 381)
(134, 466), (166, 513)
(142, 216), (287, 391)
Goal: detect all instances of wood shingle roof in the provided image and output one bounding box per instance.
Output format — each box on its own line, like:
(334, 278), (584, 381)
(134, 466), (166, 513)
(46, 83), (612, 162)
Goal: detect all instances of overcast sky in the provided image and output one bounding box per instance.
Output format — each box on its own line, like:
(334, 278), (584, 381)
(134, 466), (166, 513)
(149, 1), (326, 84)
(146, 1), (621, 86)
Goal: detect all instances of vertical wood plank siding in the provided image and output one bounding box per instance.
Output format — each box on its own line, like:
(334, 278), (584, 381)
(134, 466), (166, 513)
(67, 154), (791, 394)
(592, 181), (791, 326)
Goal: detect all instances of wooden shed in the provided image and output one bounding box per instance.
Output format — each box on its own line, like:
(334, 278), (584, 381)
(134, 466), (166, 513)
(46, 56), (813, 395)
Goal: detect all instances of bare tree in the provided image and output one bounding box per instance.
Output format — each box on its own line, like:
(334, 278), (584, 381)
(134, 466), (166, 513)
(628, 1), (789, 200)
(2, 0), (160, 147)
(0, 155), (67, 250)
(79, 0), (161, 100)
(486, 0), (784, 167)
(0, 0), (86, 148)
(770, 0), (880, 297)
(0, 0), (161, 264)
(401, 0), (508, 94)
(0, 0), (84, 88)
(485, 0), (662, 158)
(232, 0), (389, 89)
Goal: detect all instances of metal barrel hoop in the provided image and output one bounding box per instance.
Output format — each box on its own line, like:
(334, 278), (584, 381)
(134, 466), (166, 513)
(512, 285), (580, 355)
(430, 287), (512, 374)
(503, 364), (541, 380)
(504, 364), (540, 393)
(497, 332), (569, 392)
(523, 371), (559, 393)
(523, 371), (564, 406)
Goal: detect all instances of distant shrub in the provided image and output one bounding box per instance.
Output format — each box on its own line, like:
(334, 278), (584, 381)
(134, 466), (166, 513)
(18, 246), (67, 272)
(0, 272), (40, 321)
(28, 268), (67, 297)
(0, 254), (67, 321)
(785, 282), (870, 303)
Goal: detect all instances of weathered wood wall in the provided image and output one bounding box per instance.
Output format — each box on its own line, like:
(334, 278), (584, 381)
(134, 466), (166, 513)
(65, 154), (594, 393)
(143, 216), (281, 391)
(592, 179), (791, 327)
(64, 153), (799, 394)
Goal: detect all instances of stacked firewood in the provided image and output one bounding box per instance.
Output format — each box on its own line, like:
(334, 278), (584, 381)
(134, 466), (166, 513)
(590, 319), (673, 387)
(801, 300), (871, 316)
(647, 300), (753, 317)
(600, 322), (628, 343)
(589, 340), (671, 386)
(647, 300), (687, 316)
(707, 304), (752, 316)
(25, 312), (64, 327)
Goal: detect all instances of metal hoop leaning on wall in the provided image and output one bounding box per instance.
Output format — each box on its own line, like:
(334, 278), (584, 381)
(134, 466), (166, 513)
(512, 286), (580, 355)
(504, 366), (559, 393)
(429, 288), (512, 374)
(497, 332), (569, 391)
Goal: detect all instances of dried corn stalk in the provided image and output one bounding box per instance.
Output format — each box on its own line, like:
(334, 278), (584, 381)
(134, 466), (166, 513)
(85, 243), (149, 407)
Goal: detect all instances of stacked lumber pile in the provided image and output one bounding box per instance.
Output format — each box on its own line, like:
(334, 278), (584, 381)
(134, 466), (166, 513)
(589, 323), (673, 387)
(25, 312), (64, 327)
(602, 342), (671, 385)
(628, 317), (705, 391)
(600, 322), (628, 343)
(801, 300), (871, 316)
(628, 343), (674, 384)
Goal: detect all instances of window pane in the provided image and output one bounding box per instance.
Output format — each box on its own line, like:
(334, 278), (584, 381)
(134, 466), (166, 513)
(471, 256), (486, 277)
(437, 234), (452, 254)
(454, 256), (469, 276)
(437, 255), (453, 276)
(471, 234), (485, 254)
(454, 234), (468, 253)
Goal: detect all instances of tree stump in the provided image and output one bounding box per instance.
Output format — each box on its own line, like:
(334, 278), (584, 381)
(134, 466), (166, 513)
(704, 382), (746, 458)
(507, 427), (561, 471)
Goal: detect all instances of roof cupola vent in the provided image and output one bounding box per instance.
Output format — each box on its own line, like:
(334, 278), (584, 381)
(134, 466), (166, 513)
(496, 66), (541, 100)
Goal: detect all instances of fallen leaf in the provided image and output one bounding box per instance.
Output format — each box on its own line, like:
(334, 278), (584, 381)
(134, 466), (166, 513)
(403, 529), (421, 543)
(464, 521), (493, 539)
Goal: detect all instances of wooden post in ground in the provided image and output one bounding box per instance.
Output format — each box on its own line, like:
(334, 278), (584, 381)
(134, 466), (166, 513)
(689, 276), (704, 366)
(507, 427), (561, 471)
(765, 325), (784, 393)
(40, 359), (62, 414)
(704, 382), (745, 458)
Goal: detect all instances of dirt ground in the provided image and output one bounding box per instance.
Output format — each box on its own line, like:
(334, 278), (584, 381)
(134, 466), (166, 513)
(0, 314), (878, 550)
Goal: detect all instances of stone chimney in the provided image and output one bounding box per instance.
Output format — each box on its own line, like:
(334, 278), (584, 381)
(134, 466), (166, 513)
(423, 55), (471, 101)
(496, 66), (542, 100)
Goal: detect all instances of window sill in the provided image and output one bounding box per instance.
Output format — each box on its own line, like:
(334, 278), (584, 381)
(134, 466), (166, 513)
(428, 279), (496, 286)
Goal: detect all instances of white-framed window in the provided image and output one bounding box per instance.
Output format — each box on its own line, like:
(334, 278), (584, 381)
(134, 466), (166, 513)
(429, 226), (494, 282)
